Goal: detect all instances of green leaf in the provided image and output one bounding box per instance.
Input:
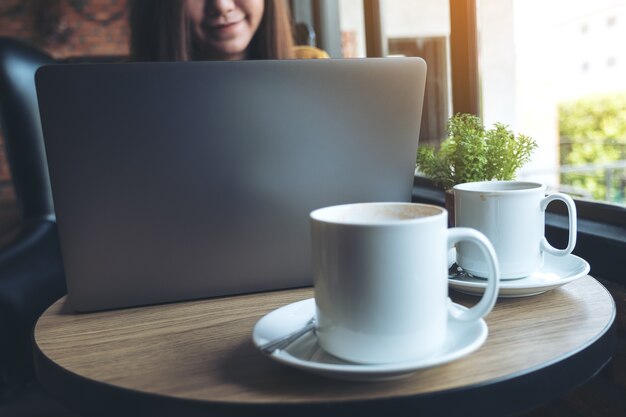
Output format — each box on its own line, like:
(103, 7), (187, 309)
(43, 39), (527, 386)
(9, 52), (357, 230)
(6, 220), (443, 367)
(415, 113), (537, 188)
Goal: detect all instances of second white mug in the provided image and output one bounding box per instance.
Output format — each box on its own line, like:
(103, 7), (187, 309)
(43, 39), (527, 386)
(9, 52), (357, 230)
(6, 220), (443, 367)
(454, 181), (577, 279)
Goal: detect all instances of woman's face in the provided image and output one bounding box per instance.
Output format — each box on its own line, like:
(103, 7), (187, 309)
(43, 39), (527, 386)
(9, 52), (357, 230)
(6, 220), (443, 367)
(185, 0), (265, 60)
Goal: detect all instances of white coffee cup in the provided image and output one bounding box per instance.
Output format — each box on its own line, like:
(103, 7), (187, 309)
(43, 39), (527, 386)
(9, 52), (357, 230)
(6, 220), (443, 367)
(310, 202), (499, 365)
(453, 181), (577, 279)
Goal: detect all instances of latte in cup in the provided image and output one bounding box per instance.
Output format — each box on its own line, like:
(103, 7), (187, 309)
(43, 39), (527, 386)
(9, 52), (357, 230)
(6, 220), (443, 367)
(454, 181), (577, 279)
(310, 202), (500, 365)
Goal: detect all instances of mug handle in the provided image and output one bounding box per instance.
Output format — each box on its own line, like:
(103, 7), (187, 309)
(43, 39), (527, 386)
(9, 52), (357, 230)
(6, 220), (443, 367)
(539, 193), (577, 256)
(447, 228), (500, 322)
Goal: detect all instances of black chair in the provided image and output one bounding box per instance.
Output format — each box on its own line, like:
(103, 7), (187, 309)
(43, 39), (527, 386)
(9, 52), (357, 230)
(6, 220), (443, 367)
(0, 37), (72, 416)
(294, 22), (317, 47)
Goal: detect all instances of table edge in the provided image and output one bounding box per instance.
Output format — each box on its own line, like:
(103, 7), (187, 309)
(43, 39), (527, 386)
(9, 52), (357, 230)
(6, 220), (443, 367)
(32, 277), (617, 417)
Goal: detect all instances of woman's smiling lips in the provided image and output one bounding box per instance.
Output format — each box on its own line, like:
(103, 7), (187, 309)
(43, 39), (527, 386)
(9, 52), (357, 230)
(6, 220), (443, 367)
(205, 19), (245, 38)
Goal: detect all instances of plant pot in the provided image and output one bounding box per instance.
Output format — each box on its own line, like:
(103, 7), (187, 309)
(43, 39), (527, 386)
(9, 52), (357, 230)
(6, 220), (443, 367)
(445, 189), (455, 227)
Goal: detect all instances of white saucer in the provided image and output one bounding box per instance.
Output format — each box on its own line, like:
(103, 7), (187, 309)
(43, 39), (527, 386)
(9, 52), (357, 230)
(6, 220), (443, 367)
(449, 253), (590, 298)
(252, 298), (487, 381)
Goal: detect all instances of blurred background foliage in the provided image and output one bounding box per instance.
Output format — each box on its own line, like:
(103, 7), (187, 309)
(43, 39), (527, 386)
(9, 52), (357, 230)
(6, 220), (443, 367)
(559, 93), (626, 203)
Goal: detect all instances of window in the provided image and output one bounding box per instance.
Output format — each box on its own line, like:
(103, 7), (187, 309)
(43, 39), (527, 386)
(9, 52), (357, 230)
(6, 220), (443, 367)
(477, 0), (626, 206)
(607, 15), (617, 27)
(327, 0), (626, 206)
(337, 0), (452, 145)
(382, 0), (451, 145)
(304, 0), (626, 213)
(338, 0), (366, 57)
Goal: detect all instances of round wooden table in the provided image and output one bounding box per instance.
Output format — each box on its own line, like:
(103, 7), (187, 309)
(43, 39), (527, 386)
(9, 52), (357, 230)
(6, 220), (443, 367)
(34, 276), (615, 417)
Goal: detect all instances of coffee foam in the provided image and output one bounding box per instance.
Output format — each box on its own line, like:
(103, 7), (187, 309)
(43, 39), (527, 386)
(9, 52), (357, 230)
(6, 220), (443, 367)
(325, 204), (442, 224)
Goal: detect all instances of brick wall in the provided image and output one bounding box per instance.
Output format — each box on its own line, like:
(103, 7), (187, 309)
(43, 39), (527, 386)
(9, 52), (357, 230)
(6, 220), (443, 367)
(0, 0), (130, 236)
(0, 0), (130, 58)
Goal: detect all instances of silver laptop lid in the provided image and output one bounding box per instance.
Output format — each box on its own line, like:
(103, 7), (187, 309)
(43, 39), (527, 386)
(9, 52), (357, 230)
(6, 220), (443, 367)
(36, 58), (427, 312)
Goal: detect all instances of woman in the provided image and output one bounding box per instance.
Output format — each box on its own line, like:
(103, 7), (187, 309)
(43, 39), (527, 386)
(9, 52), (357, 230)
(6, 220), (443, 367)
(129, 0), (328, 61)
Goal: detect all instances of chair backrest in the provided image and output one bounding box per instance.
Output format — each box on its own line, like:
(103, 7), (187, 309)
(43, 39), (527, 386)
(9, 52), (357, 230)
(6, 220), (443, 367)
(0, 37), (55, 222)
(294, 22), (316, 46)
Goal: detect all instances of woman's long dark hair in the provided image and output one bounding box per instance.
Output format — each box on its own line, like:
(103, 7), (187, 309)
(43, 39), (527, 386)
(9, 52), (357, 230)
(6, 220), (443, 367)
(129, 0), (295, 61)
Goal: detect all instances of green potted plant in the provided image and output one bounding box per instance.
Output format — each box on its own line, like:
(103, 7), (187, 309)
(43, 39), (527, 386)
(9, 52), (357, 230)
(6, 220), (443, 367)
(416, 113), (537, 224)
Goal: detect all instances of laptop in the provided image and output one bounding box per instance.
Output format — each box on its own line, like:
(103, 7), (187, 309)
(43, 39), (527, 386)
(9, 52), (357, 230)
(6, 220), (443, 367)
(35, 58), (427, 312)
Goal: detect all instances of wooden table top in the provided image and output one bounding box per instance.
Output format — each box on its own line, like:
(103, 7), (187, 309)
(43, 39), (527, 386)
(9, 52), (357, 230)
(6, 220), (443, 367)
(33, 276), (616, 417)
